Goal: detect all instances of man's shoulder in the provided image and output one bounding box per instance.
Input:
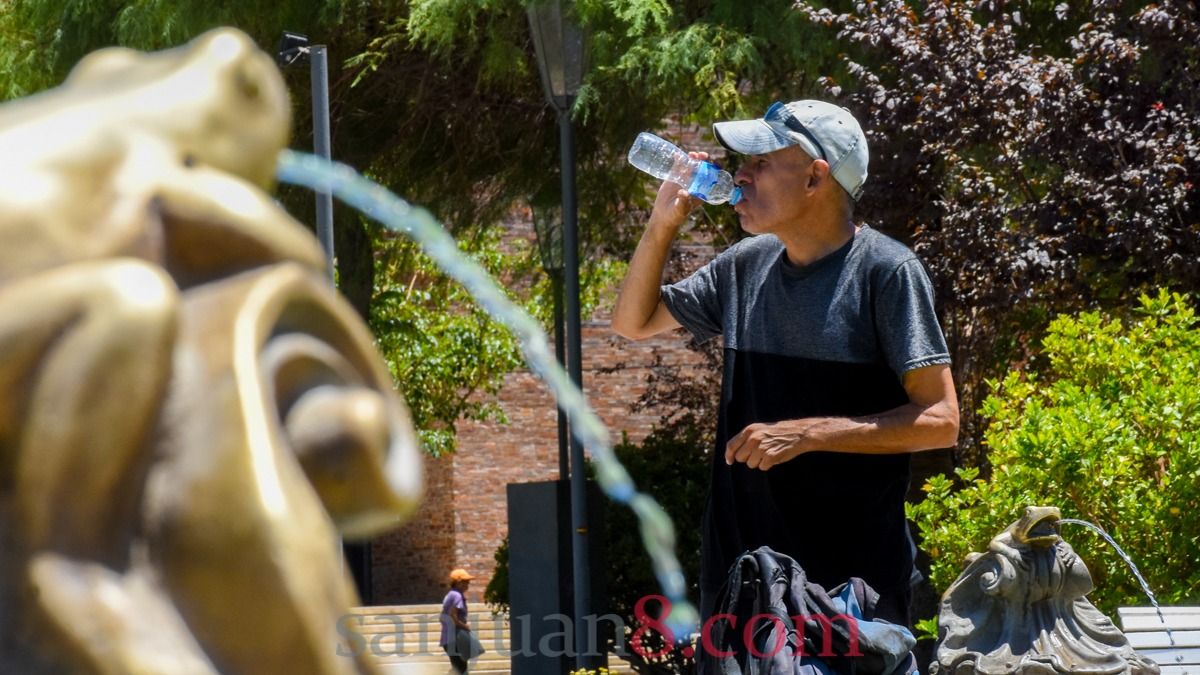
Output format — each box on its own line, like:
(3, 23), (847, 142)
(854, 226), (921, 269)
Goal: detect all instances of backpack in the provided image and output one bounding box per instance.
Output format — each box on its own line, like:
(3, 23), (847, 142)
(696, 546), (916, 675)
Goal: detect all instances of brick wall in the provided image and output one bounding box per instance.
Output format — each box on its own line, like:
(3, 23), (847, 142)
(370, 453), (457, 603)
(370, 321), (706, 605)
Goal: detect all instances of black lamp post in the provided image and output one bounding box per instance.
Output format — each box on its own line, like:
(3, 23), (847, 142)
(526, 1), (597, 669)
(530, 194), (569, 482)
(276, 32), (335, 281)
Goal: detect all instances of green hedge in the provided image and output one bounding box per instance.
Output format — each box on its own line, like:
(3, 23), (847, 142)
(909, 290), (1200, 633)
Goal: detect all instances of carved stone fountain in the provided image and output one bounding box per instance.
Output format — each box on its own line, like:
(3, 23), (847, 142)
(932, 506), (1160, 674)
(0, 28), (422, 674)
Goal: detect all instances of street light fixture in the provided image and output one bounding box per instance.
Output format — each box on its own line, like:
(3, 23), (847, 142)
(526, 1), (598, 670)
(527, 0), (585, 112)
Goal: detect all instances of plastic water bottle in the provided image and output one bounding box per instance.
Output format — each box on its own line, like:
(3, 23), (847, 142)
(627, 132), (742, 205)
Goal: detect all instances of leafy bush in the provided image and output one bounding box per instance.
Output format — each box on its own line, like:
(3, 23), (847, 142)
(908, 290), (1200, 621)
(482, 535), (509, 613)
(598, 424), (710, 675)
(370, 228), (530, 457)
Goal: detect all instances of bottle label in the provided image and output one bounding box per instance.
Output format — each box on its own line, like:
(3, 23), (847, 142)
(687, 162), (719, 201)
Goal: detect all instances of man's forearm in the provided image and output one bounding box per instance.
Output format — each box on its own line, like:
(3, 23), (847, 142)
(725, 400), (960, 470)
(613, 175), (701, 339)
(611, 220), (678, 339)
(793, 400), (959, 454)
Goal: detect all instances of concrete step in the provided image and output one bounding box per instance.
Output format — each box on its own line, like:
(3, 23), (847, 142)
(351, 605), (638, 675)
(353, 619), (509, 635)
(348, 604), (446, 616)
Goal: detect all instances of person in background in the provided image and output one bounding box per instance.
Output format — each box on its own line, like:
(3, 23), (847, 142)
(439, 568), (474, 673)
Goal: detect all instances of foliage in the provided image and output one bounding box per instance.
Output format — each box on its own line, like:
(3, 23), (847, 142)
(0, 0), (337, 99)
(365, 207), (624, 457)
(482, 535), (509, 612)
(800, 0), (1200, 463)
(908, 291), (1200, 617)
(598, 424), (709, 675)
(369, 225), (534, 456)
(327, 0), (851, 258)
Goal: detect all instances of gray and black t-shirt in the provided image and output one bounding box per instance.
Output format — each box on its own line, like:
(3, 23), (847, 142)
(661, 226), (950, 621)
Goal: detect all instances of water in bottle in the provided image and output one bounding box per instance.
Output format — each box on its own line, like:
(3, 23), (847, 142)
(627, 132), (742, 205)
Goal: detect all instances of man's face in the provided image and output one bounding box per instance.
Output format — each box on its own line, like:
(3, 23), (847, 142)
(731, 145), (815, 235)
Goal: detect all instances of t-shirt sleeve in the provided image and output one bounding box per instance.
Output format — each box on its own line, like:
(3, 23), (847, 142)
(443, 590), (465, 613)
(659, 250), (729, 344)
(875, 258), (951, 375)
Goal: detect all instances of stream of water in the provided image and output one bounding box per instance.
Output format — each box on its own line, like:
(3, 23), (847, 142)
(1057, 518), (1176, 647)
(276, 150), (700, 637)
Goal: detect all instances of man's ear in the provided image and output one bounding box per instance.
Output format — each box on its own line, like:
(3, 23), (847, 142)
(809, 159), (832, 191)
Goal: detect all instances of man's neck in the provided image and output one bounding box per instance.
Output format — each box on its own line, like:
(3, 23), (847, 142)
(779, 214), (858, 267)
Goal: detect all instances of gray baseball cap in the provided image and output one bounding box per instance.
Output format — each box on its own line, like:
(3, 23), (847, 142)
(713, 100), (869, 200)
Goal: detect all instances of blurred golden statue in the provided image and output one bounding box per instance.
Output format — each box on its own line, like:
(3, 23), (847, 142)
(0, 28), (422, 674)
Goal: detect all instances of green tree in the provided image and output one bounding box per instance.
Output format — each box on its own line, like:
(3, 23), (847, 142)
(908, 290), (1200, 627)
(369, 226), (531, 456)
(369, 222), (623, 455)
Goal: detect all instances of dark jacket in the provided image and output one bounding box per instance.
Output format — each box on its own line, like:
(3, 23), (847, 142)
(697, 546), (916, 675)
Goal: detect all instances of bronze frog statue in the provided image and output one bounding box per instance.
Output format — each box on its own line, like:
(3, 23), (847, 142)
(0, 28), (422, 674)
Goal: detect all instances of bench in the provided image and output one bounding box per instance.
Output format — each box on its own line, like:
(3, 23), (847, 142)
(1119, 606), (1200, 674)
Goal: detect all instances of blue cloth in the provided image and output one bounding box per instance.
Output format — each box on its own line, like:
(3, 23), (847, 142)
(826, 584), (917, 675)
(794, 585), (917, 675)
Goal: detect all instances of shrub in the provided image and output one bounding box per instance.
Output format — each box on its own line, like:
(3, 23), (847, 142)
(908, 290), (1200, 623)
(482, 535), (509, 613)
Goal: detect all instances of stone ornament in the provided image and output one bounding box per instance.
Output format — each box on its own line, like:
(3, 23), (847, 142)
(932, 506), (1159, 675)
(0, 28), (422, 674)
